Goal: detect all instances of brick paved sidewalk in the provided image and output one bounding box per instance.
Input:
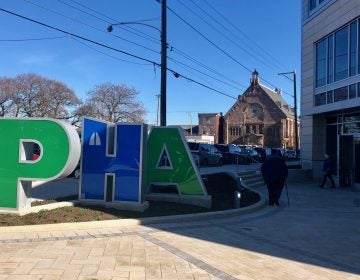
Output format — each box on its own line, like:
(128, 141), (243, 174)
(0, 181), (359, 280)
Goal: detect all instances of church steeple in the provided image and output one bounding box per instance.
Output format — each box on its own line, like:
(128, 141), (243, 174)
(251, 69), (259, 86)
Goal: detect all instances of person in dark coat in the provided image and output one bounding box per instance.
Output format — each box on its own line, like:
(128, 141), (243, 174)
(319, 153), (336, 188)
(261, 154), (288, 206)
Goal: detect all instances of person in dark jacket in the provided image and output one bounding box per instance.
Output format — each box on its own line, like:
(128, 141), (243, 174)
(261, 154), (288, 206)
(319, 153), (336, 188)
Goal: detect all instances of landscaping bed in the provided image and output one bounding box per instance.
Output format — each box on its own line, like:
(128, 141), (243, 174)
(0, 172), (260, 227)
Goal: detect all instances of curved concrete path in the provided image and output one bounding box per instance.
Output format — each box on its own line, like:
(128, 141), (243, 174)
(1, 179), (360, 280)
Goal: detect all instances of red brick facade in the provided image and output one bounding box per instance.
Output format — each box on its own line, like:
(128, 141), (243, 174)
(224, 71), (298, 149)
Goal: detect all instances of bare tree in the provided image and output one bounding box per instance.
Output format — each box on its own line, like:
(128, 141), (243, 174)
(82, 82), (146, 123)
(71, 102), (97, 125)
(0, 77), (16, 117)
(11, 73), (80, 119)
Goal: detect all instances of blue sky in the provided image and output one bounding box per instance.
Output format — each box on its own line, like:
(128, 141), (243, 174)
(0, 0), (301, 125)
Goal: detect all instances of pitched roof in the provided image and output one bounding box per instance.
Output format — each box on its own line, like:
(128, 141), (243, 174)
(258, 83), (295, 118)
(225, 70), (295, 118)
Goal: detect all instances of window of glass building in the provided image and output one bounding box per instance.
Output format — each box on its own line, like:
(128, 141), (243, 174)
(344, 112), (360, 122)
(349, 83), (357, 99)
(309, 0), (316, 11)
(350, 21), (357, 76)
(315, 92), (326, 106)
(327, 35), (334, 83)
(327, 90), (333, 103)
(358, 83), (360, 97)
(316, 39), (326, 87)
(334, 86), (348, 102)
(326, 116), (337, 124)
(335, 27), (349, 81)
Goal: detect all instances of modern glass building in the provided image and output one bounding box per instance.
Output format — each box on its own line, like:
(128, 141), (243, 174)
(301, 0), (360, 189)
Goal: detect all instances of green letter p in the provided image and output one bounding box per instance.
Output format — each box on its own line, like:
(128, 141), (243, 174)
(0, 119), (80, 211)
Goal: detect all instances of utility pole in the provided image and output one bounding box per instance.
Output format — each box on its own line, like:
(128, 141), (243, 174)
(293, 70), (299, 160)
(278, 70), (299, 160)
(108, 1), (167, 125)
(160, 0), (167, 126)
(156, 94), (160, 126)
(188, 112), (193, 135)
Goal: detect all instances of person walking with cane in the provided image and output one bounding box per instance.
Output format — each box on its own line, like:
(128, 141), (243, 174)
(261, 152), (288, 206)
(319, 153), (336, 188)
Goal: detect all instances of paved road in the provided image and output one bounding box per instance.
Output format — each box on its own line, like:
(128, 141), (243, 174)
(1, 165), (359, 279)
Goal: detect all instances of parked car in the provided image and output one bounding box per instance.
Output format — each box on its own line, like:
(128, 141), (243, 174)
(253, 147), (267, 162)
(285, 149), (297, 160)
(242, 147), (262, 162)
(191, 152), (200, 167)
(214, 144), (248, 164)
(187, 142), (223, 166)
(271, 148), (285, 158)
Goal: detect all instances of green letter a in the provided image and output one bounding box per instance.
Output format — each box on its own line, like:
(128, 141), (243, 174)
(146, 127), (207, 196)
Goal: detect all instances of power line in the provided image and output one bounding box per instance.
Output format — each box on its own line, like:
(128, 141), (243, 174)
(178, 0), (280, 74)
(168, 56), (244, 91)
(167, 5), (253, 74)
(72, 37), (151, 65)
(24, 0), (160, 55)
(0, 9), (158, 65)
(172, 48), (247, 89)
(53, 0), (247, 93)
(0, 8), (237, 100)
(63, 0), (160, 44)
(202, 0), (289, 72)
(167, 4), (293, 98)
(18, 1), (243, 94)
(68, 0), (160, 24)
(56, 0), (109, 24)
(1, 34), (147, 66)
(0, 35), (67, 42)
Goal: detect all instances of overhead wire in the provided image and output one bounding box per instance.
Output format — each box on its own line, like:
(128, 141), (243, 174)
(167, 2), (294, 98)
(64, 0), (160, 44)
(178, 0), (280, 73)
(63, 0), (247, 92)
(166, 6), (253, 74)
(0, 35), (67, 41)
(72, 37), (151, 65)
(24, 0), (160, 55)
(168, 56), (244, 91)
(202, 0), (293, 84)
(52, 0), (248, 92)
(202, 0), (289, 72)
(172, 48), (247, 89)
(0, 7), (237, 100)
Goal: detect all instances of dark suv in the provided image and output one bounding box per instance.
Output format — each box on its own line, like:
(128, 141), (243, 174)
(187, 142), (223, 166)
(214, 144), (246, 164)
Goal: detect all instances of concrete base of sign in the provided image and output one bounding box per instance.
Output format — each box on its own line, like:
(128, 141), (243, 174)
(18, 181), (32, 211)
(0, 201), (78, 216)
(146, 193), (212, 209)
(79, 200), (150, 212)
(0, 200), (149, 215)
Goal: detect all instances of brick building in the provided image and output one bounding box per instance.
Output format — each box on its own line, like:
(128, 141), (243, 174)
(198, 113), (222, 144)
(224, 70), (298, 149)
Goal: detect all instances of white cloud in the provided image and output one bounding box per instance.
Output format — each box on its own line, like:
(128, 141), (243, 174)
(19, 53), (58, 65)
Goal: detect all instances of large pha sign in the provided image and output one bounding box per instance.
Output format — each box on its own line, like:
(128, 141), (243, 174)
(0, 117), (208, 212)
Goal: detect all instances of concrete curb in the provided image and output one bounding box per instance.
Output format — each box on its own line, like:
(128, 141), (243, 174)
(0, 171), (267, 234)
(0, 197), (267, 234)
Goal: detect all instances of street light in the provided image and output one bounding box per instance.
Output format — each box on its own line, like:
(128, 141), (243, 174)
(278, 70), (299, 160)
(107, 0), (167, 126)
(107, 21), (161, 34)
